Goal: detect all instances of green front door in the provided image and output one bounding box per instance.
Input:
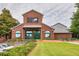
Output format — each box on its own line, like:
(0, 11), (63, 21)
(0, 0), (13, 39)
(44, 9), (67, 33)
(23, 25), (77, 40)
(34, 31), (40, 39)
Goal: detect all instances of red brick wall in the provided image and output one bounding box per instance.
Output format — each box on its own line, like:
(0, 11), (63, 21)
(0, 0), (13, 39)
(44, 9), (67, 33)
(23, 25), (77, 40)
(11, 10), (44, 39)
(41, 24), (54, 39)
(54, 33), (72, 39)
(23, 10), (43, 24)
(11, 23), (54, 40)
(22, 10), (54, 40)
(11, 24), (24, 39)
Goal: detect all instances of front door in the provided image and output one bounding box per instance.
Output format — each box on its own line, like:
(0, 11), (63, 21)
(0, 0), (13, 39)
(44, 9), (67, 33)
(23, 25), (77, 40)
(34, 31), (40, 39)
(25, 30), (40, 39)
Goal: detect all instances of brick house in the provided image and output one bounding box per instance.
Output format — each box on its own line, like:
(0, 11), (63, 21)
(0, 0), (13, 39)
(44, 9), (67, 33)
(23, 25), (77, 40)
(11, 10), (54, 40)
(0, 10), (72, 42)
(51, 23), (72, 39)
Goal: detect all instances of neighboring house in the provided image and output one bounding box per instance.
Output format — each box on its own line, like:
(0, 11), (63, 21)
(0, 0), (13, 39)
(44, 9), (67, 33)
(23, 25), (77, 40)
(51, 23), (72, 39)
(11, 10), (54, 40)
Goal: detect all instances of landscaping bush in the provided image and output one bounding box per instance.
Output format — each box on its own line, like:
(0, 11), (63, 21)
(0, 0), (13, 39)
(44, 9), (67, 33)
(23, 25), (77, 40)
(0, 41), (37, 56)
(71, 38), (79, 40)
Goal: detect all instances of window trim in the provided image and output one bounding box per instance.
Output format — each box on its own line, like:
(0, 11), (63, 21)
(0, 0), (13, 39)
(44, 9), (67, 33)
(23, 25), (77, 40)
(15, 31), (21, 38)
(44, 31), (51, 38)
(27, 17), (39, 23)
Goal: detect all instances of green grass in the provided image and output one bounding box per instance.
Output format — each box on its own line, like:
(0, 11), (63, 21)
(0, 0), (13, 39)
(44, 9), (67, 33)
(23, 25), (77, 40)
(28, 42), (79, 56)
(0, 41), (37, 56)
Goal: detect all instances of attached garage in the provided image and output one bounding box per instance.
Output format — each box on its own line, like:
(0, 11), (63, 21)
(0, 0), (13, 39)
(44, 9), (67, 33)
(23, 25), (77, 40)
(54, 33), (72, 39)
(51, 23), (72, 39)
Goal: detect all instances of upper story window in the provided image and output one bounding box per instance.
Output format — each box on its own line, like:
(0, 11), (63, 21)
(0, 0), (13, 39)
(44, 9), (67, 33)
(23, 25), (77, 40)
(27, 17), (38, 23)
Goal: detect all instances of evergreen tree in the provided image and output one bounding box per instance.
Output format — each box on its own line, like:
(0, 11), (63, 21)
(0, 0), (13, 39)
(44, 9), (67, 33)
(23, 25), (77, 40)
(0, 8), (19, 36)
(70, 3), (79, 38)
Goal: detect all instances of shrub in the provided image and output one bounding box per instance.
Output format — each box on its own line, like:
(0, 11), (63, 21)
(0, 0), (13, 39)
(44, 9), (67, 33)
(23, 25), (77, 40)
(71, 38), (79, 40)
(55, 38), (72, 41)
(0, 41), (37, 56)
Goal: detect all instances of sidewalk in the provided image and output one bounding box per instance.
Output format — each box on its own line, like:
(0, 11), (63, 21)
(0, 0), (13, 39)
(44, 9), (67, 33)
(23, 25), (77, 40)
(67, 42), (79, 45)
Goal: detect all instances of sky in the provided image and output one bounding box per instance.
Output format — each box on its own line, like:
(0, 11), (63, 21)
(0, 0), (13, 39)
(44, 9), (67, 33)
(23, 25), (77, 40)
(0, 3), (75, 28)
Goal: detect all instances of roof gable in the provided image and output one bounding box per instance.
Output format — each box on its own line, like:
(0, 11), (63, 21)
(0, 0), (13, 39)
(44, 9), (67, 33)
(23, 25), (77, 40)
(11, 23), (24, 30)
(42, 23), (54, 30)
(51, 23), (70, 33)
(23, 10), (43, 16)
(52, 23), (67, 28)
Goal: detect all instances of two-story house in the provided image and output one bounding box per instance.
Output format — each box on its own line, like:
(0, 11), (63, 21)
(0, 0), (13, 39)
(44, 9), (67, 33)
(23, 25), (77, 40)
(11, 10), (54, 40)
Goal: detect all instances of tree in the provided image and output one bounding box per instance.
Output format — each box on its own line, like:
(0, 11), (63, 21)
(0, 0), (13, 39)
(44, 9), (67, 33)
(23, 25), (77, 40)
(70, 3), (79, 38)
(0, 8), (19, 36)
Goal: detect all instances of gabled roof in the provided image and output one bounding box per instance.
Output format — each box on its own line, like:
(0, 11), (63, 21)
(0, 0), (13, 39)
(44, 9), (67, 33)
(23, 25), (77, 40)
(52, 23), (67, 28)
(22, 9), (43, 16)
(11, 23), (24, 29)
(42, 23), (54, 30)
(51, 23), (71, 33)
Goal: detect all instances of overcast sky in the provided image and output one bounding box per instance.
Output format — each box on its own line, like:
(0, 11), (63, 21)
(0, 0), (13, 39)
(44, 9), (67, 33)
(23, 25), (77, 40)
(0, 3), (75, 27)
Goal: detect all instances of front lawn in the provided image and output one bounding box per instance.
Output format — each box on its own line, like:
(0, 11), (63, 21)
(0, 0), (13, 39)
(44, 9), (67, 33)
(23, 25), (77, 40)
(28, 42), (79, 56)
